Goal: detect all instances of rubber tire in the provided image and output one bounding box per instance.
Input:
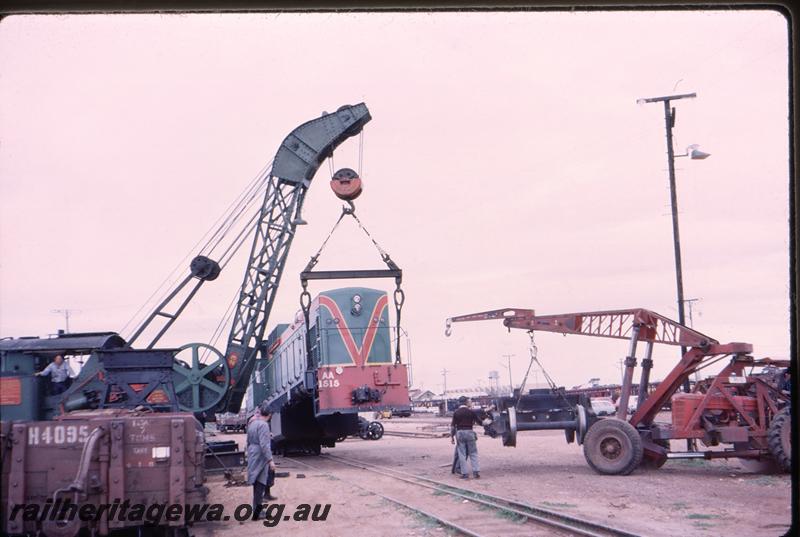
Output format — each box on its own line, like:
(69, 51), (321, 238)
(583, 418), (643, 475)
(768, 407), (791, 472)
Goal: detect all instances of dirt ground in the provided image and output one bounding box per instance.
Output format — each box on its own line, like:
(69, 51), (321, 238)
(194, 415), (793, 537)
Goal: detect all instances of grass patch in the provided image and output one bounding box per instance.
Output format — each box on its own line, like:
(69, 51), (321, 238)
(432, 489), (448, 496)
(671, 502), (689, 511)
(474, 503), (526, 523)
(411, 511), (440, 529)
(692, 521), (715, 530)
(541, 501), (578, 509)
(686, 513), (720, 520)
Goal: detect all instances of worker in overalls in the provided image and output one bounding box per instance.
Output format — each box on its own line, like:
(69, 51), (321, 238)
(451, 396), (482, 479)
(247, 402), (276, 519)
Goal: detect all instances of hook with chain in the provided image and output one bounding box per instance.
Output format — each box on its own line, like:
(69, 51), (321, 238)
(393, 279), (405, 364)
(300, 282), (314, 370)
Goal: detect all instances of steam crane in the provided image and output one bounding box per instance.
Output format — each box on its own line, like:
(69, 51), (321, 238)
(123, 103), (372, 415)
(446, 307), (790, 475)
(0, 105), (372, 537)
(0, 104), (372, 423)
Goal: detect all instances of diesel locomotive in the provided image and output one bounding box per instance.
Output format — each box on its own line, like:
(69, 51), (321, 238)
(249, 287), (411, 454)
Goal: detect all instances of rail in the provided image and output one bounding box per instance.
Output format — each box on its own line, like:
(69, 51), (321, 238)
(285, 453), (642, 537)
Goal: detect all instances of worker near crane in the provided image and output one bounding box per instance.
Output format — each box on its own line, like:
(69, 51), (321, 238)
(451, 396), (482, 479)
(35, 354), (71, 395)
(247, 402), (277, 518)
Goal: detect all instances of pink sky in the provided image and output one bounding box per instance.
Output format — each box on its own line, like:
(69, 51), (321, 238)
(0, 11), (790, 392)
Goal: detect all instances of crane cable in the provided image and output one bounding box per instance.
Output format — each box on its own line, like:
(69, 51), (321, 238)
(305, 206), (405, 364)
(515, 331), (575, 411)
(121, 160), (272, 339)
(300, 159), (405, 365)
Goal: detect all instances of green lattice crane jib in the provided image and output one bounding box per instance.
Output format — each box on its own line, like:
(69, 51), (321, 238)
(223, 104), (372, 412)
(125, 104), (371, 414)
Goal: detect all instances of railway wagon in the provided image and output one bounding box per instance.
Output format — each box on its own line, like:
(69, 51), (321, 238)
(1, 410), (207, 537)
(250, 287), (410, 453)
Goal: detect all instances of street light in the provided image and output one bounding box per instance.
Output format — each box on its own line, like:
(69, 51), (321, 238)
(676, 144), (711, 160)
(639, 92), (709, 451)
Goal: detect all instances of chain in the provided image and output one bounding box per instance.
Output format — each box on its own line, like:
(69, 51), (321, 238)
(303, 209), (349, 273)
(300, 285), (313, 370)
(393, 281), (405, 364)
(301, 198), (405, 364)
(515, 331), (537, 407)
(350, 212), (393, 264)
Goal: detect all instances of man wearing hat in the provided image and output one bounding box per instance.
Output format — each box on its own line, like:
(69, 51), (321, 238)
(247, 402), (276, 519)
(450, 396), (482, 479)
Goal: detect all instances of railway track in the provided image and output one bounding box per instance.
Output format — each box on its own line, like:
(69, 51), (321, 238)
(284, 453), (641, 537)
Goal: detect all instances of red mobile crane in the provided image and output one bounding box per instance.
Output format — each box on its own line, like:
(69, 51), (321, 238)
(446, 307), (791, 475)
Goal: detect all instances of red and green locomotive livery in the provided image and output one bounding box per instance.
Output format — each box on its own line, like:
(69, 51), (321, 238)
(251, 287), (410, 453)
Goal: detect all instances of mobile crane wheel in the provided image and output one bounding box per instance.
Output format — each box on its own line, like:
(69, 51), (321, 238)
(582, 418), (643, 475)
(768, 407), (791, 472)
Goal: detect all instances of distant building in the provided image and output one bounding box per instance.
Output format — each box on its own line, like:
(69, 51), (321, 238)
(409, 389), (437, 403)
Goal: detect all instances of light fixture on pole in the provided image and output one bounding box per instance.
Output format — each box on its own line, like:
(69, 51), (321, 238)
(638, 91), (709, 451)
(676, 144), (711, 160)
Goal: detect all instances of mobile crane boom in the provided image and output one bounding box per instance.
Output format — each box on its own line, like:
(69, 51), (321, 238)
(445, 306), (750, 425)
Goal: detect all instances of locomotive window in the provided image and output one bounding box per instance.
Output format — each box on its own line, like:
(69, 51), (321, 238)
(275, 351), (282, 390)
(281, 346), (288, 389)
(286, 340), (297, 383)
(272, 352), (281, 388)
(309, 323), (320, 366)
(267, 361), (275, 396)
(294, 337), (303, 380)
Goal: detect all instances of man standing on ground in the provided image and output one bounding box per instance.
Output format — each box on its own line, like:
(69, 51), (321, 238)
(247, 402), (276, 519)
(451, 396), (482, 479)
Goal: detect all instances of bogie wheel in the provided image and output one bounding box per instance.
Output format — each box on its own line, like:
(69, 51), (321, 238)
(583, 419), (643, 475)
(768, 407), (791, 472)
(368, 421), (384, 440)
(358, 417), (370, 440)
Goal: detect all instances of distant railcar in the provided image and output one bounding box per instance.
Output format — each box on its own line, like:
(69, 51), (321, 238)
(250, 287), (410, 453)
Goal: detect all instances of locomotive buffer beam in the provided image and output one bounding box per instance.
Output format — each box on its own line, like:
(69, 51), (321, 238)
(301, 269), (402, 281)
